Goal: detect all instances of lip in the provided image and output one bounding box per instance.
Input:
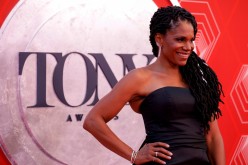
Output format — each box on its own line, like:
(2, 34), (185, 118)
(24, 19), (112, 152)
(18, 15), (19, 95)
(176, 52), (190, 58)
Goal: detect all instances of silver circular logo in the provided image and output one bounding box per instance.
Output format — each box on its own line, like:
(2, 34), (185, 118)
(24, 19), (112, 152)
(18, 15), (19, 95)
(0, 0), (158, 164)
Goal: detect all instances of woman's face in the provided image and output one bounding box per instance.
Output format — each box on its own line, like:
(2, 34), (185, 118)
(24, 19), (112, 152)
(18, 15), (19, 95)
(158, 20), (195, 67)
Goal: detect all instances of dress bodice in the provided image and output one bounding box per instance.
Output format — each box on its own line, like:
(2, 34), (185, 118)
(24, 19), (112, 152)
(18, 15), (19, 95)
(139, 86), (206, 149)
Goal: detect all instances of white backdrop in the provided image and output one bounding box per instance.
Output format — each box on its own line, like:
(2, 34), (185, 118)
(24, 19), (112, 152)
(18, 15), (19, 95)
(0, 0), (158, 164)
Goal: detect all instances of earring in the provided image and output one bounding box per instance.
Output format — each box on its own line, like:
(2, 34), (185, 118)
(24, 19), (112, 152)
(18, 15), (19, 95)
(158, 44), (162, 56)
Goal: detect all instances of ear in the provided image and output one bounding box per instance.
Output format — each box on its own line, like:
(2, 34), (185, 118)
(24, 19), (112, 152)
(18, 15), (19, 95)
(155, 33), (164, 47)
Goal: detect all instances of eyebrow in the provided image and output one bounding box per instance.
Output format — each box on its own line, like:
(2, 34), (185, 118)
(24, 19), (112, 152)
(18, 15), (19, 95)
(174, 35), (194, 40)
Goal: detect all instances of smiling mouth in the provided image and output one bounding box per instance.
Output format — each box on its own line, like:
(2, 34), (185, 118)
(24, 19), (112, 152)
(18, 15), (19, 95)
(177, 52), (190, 58)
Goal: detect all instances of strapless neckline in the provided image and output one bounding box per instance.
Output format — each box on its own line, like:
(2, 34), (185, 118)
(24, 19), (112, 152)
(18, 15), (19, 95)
(139, 86), (189, 111)
(138, 86), (209, 164)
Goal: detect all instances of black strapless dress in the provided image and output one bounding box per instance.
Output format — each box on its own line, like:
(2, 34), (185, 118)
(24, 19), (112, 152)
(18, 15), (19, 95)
(139, 86), (210, 165)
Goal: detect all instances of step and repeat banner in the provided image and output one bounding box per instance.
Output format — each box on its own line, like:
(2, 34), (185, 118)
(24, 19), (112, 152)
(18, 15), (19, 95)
(0, 0), (248, 165)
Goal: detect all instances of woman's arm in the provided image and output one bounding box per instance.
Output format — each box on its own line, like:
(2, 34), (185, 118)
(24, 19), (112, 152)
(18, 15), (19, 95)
(205, 119), (225, 165)
(83, 70), (140, 161)
(83, 69), (172, 164)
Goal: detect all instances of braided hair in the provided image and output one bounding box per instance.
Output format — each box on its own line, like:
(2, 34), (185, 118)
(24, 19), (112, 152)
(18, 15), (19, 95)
(149, 6), (224, 131)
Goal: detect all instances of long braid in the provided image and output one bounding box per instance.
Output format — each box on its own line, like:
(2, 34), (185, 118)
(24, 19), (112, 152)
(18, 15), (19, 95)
(149, 6), (224, 131)
(180, 52), (224, 130)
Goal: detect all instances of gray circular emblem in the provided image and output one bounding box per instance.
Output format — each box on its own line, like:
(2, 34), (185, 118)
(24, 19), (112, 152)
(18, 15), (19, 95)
(0, 0), (158, 164)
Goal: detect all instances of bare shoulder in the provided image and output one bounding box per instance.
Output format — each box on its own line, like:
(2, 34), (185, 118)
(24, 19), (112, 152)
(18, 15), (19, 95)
(111, 67), (152, 97)
(119, 67), (151, 86)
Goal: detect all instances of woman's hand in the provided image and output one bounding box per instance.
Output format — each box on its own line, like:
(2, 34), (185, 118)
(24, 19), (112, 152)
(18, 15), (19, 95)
(134, 142), (173, 165)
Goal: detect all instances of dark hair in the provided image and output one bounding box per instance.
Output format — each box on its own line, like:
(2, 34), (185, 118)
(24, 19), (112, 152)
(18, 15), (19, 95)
(149, 6), (197, 57)
(149, 6), (224, 131)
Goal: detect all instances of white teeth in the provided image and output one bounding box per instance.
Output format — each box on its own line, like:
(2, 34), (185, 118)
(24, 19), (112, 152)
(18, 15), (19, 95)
(177, 52), (189, 57)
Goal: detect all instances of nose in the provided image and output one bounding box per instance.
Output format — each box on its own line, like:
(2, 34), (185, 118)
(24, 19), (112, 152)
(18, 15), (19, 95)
(183, 41), (194, 51)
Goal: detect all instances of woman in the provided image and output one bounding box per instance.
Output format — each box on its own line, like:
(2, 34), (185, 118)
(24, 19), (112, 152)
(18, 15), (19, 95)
(83, 6), (225, 165)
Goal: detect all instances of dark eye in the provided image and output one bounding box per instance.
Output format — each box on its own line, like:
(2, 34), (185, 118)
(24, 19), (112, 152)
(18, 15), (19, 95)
(176, 37), (185, 42)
